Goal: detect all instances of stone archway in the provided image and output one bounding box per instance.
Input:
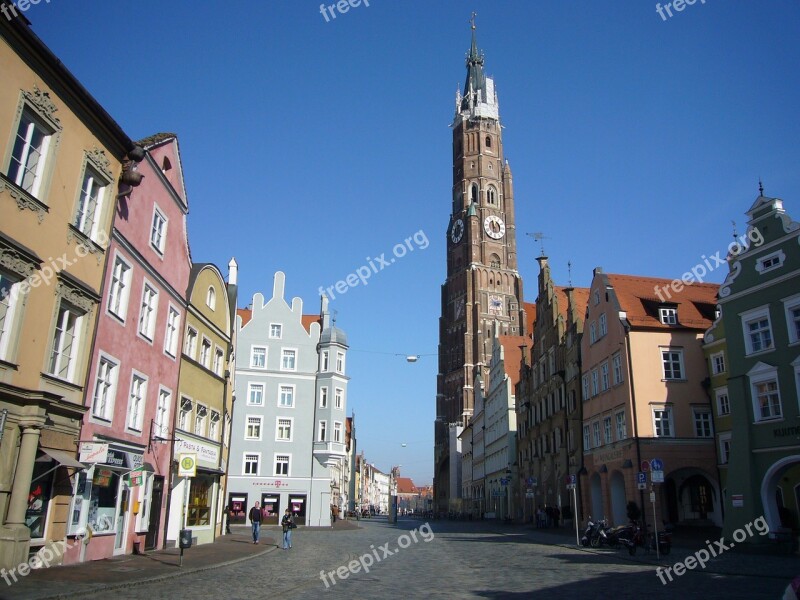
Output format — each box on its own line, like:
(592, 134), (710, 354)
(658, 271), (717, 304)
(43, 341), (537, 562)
(609, 470), (628, 526)
(760, 455), (800, 532)
(590, 473), (603, 520)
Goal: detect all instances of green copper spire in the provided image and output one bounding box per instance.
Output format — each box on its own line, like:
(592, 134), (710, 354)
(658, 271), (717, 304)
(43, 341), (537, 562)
(462, 12), (487, 110)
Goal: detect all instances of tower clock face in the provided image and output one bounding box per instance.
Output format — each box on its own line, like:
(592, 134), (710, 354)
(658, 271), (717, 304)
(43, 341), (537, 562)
(488, 295), (503, 315)
(451, 219), (464, 243)
(484, 215), (506, 239)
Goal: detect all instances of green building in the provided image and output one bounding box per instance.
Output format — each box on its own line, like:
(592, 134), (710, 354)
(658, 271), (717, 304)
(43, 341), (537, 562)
(704, 192), (800, 544)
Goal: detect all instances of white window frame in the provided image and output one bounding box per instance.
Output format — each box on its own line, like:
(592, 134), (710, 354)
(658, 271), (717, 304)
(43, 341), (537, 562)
(138, 282), (159, 342)
(659, 307), (678, 325)
(582, 374), (590, 400)
(281, 348), (297, 371)
(719, 433), (731, 465)
(200, 336), (212, 369)
(603, 416), (612, 444)
(600, 362), (610, 391)
(178, 396), (193, 431)
(335, 387), (344, 410)
(185, 326), (198, 359)
(755, 250), (785, 274)
(333, 421), (343, 443)
(320, 386), (328, 408)
(716, 387), (730, 416)
(163, 305), (181, 358)
(213, 346), (224, 376)
(589, 322), (597, 344)
(73, 164), (108, 241)
(194, 403), (208, 437)
(583, 425), (591, 450)
(154, 386), (171, 439)
(269, 323), (282, 339)
(747, 362), (782, 422)
(276, 417), (293, 442)
(599, 313), (607, 337)
(740, 305), (774, 355)
(205, 286), (216, 310)
(247, 383), (264, 406)
(243, 452), (260, 476)
(615, 411), (626, 440)
(250, 345), (266, 369)
(782, 294), (800, 345)
(127, 371), (148, 433)
(592, 421), (601, 447)
(336, 351), (345, 374)
(661, 348), (684, 380)
(693, 409), (713, 438)
(150, 205), (168, 255)
(106, 253), (132, 322)
(612, 353), (623, 385)
(318, 420), (328, 441)
(0, 271), (22, 362)
(274, 454), (290, 476)
(209, 410), (220, 441)
(652, 406), (674, 438)
(48, 300), (84, 382)
(91, 353), (119, 423)
(591, 370), (599, 396)
(8, 105), (55, 199)
(279, 384), (295, 408)
(245, 415), (263, 441)
(711, 351), (726, 375)
(321, 350), (329, 371)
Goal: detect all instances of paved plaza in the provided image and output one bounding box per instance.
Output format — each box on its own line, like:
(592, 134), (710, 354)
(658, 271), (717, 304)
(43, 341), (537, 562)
(1, 518), (797, 600)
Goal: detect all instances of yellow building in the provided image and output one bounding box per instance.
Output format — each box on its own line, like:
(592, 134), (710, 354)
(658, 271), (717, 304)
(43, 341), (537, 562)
(166, 261), (237, 546)
(0, 15), (142, 568)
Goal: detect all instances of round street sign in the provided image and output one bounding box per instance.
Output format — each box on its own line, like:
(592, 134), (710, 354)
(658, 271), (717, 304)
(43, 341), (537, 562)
(641, 460), (650, 472)
(650, 458), (664, 472)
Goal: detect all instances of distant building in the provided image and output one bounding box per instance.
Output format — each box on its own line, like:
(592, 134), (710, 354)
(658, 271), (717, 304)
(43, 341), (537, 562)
(227, 272), (348, 527)
(580, 269), (720, 528)
(704, 192), (800, 542)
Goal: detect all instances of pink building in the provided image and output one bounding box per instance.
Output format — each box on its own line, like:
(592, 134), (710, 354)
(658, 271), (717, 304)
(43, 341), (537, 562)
(63, 134), (191, 562)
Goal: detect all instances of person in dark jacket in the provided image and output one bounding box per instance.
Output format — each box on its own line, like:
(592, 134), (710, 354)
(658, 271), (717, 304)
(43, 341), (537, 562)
(281, 508), (294, 549)
(249, 501), (262, 544)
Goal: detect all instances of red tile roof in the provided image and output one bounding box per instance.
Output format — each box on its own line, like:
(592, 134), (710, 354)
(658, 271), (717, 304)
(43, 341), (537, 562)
(395, 477), (416, 494)
(499, 335), (532, 387)
(237, 308), (252, 327)
(236, 309), (321, 333)
(302, 314), (322, 333)
(605, 273), (719, 331)
(523, 302), (537, 338)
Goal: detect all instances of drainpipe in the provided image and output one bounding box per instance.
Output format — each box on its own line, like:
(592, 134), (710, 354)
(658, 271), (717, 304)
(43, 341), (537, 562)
(621, 315), (646, 531)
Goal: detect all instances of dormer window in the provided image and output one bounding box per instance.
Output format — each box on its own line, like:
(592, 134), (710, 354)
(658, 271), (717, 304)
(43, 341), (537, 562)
(756, 251), (785, 274)
(659, 307), (677, 325)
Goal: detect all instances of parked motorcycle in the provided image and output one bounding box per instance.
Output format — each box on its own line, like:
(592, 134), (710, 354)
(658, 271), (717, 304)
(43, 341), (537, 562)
(620, 521), (672, 555)
(581, 517), (612, 548)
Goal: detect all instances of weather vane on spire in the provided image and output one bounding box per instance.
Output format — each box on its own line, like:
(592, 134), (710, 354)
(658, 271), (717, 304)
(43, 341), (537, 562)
(758, 178), (764, 196)
(526, 232), (549, 257)
(470, 11), (477, 30)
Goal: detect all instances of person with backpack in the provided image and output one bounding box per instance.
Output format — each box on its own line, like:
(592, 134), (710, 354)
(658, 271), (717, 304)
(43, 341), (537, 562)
(281, 508), (295, 549)
(248, 501), (262, 544)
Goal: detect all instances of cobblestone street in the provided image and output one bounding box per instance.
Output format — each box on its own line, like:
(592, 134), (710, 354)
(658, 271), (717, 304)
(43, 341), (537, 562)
(6, 518), (794, 600)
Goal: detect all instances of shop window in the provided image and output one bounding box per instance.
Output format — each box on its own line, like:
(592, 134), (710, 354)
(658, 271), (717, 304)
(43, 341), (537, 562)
(186, 475), (212, 527)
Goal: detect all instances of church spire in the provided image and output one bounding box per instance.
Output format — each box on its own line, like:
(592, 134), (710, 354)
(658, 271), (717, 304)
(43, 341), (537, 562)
(462, 12), (488, 111)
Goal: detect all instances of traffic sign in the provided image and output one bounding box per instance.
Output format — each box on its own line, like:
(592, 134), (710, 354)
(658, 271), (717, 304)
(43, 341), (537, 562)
(651, 470), (664, 483)
(566, 484), (576, 491)
(178, 453), (197, 477)
(637, 472), (646, 485)
(637, 482), (647, 491)
(650, 458), (664, 471)
(641, 460), (650, 472)
(566, 474), (577, 485)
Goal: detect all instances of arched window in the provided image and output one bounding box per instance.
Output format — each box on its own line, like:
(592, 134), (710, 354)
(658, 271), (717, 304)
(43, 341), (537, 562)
(162, 157), (172, 172)
(206, 286), (216, 310)
(485, 136), (492, 149)
(490, 254), (501, 268)
(471, 184), (479, 204)
(487, 185), (497, 205)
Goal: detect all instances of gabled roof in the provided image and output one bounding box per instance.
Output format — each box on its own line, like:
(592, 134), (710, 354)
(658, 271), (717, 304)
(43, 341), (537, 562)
(606, 273), (718, 331)
(396, 477), (416, 494)
(557, 286), (590, 324)
(499, 335), (532, 387)
(237, 308), (252, 327)
(302, 314), (322, 334)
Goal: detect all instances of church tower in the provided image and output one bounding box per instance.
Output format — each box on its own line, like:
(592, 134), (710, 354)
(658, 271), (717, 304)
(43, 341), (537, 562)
(434, 19), (526, 511)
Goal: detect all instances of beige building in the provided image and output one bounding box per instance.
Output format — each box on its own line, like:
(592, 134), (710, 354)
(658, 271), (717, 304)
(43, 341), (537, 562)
(580, 269), (720, 529)
(0, 15), (141, 568)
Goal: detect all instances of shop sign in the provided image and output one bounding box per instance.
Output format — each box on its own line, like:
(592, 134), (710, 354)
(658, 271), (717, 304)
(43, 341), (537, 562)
(79, 442), (109, 463)
(731, 494), (744, 507)
(102, 449), (143, 470)
(174, 437), (219, 466)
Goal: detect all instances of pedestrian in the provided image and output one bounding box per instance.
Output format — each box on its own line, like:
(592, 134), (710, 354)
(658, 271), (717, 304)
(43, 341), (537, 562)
(553, 505), (560, 528)
(226, 506), (233, 534)
(281, 508), (295, 549)
(248, 500), (262, 544)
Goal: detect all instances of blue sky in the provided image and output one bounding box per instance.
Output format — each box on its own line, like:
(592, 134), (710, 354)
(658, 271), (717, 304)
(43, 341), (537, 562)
(22, 0), (800, 484)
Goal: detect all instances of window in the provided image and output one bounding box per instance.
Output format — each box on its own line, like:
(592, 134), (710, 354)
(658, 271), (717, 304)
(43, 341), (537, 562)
(719, 434), (731, 465)
(279, 385), (294, 407)
(659, 307), (677, 325)
(48, 301), (82, 381)
(138, 284), (158, 341)
(335, 388), (343, 409)
(321, 351), (329, 371)
(206, 286), (216, 310)
(589, 322), (597, 344)
(164, 306), (180, 357)
(582, 375), (590, 400)
(185, 327), (198, 359)
(186, 475), (212, 527)
(320, 387), (328, 408)
(741, 307), (773, 355)
(150, 207), (167, 254)
(154, 388), (171, 439)
(661, 349), (684, 380)
(711, 352), (726, 375)
(127, 374), (147, 432)
(277, 418), (292, 441)
(270, 323), (282, 339)
(251, 346), (266, 368)
(107, 255), (132, 321)
(73, 166), (106, 239)
(248, 383), (264, 406)
(694, 410), (713, 438)
(274, 455), (289, 476)
(591, 370), (599, 396)
(653, 407), (673, 437)
(716, 387), (730, 416)
(593, 290), (600, 306)
(281, 349), (296, 371)
(209, 410), (220, 441)
(754, 380), (781, 421)
(783, 297), (800, 344)
(615, 411), (626, 440)
(612, 353), (623, 385)
(600, 362), (610, 391)
(214, 347), (224, 376)
(91, 355), (118, 422)
(583, 425), (591, 450)
(336, 352), (345, 374)
(8, 107), (53, 198)
(486, 185), (496, 204)
(200, 337), (211, 368)
(334, 421), (343, 443)
(243, 453), (260, 476)
(245, 416), (262, 440)
(195, 404), (207, 436)
(599, 313), (607, 337)
(179, 397), (192, 431)
(319, 420), (327, 441)
(757, 251), (785, 274)
(0, 272), (21, 360)
(592, 421), (601, 447)
(603, 417), (613, 444)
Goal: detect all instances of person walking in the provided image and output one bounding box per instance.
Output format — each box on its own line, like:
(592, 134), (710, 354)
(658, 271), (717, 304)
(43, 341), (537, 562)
(226, 506), (233, 534)
(281, 508), (295, 549)
(249, 501), (262, 544)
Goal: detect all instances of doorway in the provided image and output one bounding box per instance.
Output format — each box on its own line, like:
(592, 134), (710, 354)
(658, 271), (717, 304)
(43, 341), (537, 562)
(145, 476), (164, 550)
(113, 483), (130, 554)
(289, 494), (307, 525)
(261, 494), (280, 525)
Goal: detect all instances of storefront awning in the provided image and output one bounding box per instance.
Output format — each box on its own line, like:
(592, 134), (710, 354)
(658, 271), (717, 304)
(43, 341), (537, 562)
(40, 448), (86, 469)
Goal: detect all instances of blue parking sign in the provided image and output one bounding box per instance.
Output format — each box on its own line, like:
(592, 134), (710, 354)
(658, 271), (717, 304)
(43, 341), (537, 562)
(637, 472), (646, 484)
